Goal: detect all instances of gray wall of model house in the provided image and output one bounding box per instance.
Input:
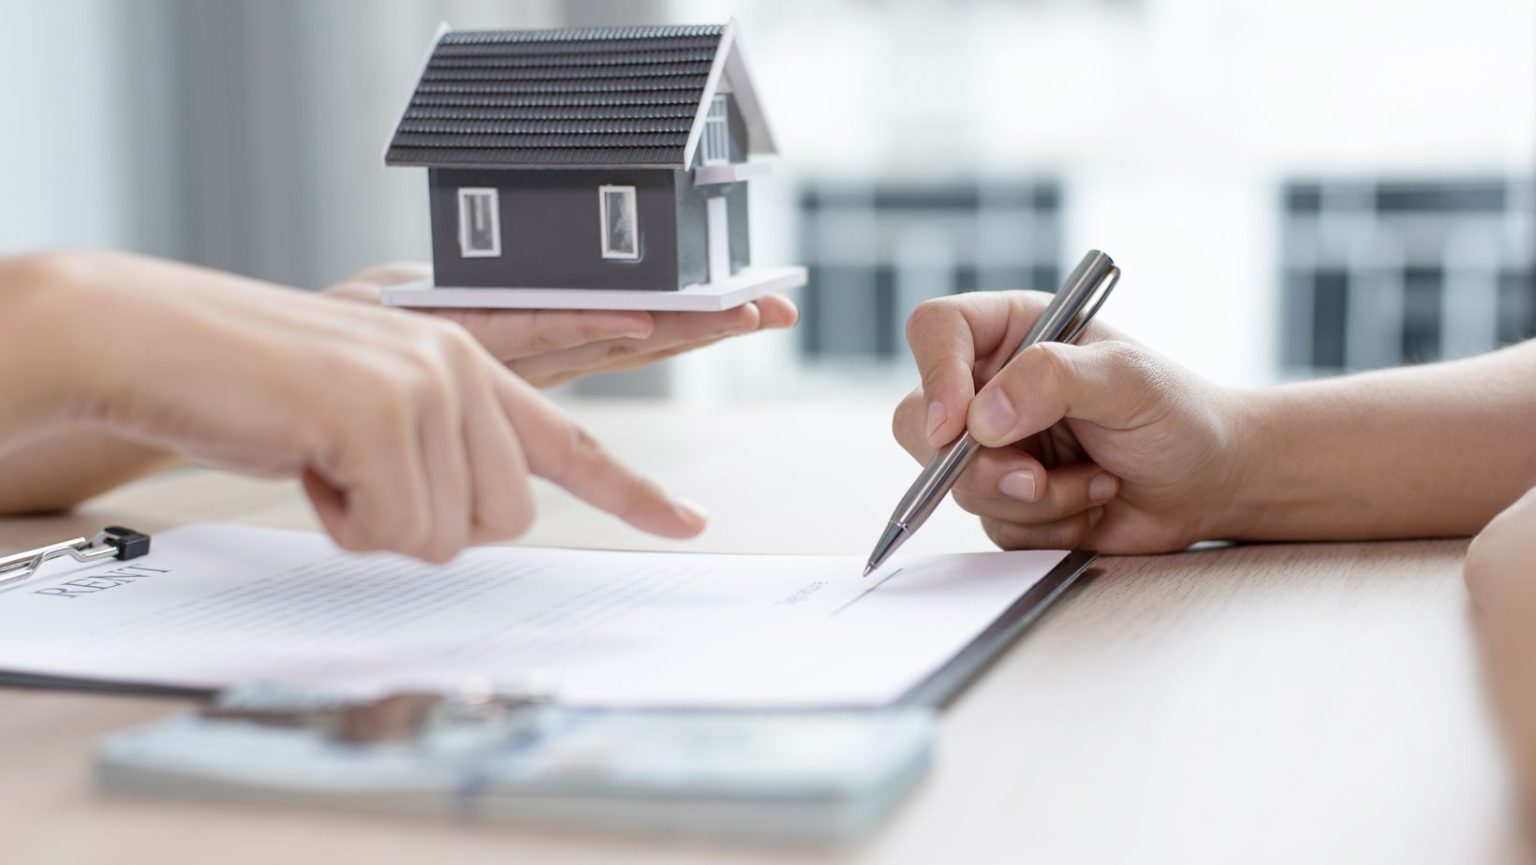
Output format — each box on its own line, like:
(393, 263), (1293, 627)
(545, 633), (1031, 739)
(428, 165), (752, 293)
(430, 168), (685, 290)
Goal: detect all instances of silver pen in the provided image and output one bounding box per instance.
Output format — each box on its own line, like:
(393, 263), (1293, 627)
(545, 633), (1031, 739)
(863, 250), (1122, 576)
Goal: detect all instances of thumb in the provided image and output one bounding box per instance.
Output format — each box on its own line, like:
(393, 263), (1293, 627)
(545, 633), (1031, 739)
(966, 341), (1161, 446)
(492, 371), (707, 539)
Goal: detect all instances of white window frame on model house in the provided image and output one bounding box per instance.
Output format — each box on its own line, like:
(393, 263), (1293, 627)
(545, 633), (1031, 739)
(599, 185), (640, 260)
(456, 187), (502, 258)
(703, 94), (729, 165)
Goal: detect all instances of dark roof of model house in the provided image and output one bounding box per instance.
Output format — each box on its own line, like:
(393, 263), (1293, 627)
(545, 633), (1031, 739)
(383, 21), (776, 171)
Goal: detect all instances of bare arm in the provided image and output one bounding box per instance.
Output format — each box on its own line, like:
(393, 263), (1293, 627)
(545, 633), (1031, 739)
(0, 254), (187, 513)
(0, 431), (180, 514)
(1229, 341), (1536, 540)
(0, 255), (795, 515)
(0, 250), (706, 561)
(1464, 487), (1536, 819)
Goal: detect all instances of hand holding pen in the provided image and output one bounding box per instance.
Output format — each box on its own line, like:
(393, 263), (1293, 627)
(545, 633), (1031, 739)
(866, 251), (1120, 573)
(877, 250), (1251, 566)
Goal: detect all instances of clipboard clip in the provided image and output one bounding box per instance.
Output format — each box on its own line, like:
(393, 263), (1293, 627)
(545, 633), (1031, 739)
(0, 526), (152, 591)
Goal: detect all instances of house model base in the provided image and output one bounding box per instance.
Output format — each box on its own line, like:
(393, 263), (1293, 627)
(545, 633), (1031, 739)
(381, 265), (807, 313)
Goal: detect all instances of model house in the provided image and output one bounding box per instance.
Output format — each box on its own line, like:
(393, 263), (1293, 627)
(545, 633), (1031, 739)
(382, 21), (802, 311)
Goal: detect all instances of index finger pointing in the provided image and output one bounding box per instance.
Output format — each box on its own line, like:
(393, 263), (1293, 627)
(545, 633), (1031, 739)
(491, 371), (706, 539)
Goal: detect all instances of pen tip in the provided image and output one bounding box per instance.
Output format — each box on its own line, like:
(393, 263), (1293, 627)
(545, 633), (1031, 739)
(862, 564), (875, 578)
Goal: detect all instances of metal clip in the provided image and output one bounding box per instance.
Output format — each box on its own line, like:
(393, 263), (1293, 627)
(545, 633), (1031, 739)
(0, 526), (152, 591)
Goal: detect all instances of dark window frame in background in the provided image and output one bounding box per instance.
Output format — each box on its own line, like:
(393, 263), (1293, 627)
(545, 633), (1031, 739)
(797, 180), (1064, 361)
(1280, 178), (1535, 375)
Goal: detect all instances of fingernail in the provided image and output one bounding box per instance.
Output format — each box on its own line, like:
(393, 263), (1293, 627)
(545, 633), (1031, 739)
(925, 401), (947, 442)
(971, 388), (1017, 440)
(999, 469), (1038, 501)
(674, 498), (709, 525)
(1089, 473), (1118, 503)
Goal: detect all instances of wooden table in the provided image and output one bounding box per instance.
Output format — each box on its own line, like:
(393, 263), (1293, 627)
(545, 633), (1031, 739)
(1, 401), (1523, 864)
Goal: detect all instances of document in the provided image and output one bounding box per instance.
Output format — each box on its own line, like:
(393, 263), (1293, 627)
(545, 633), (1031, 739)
(0, 524), (1070, 708)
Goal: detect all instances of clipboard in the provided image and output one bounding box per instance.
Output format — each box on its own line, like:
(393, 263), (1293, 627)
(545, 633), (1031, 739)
(0, 529), (1097, 708)
(898, 549), (1097, 707)
(0, 526), (198, 696)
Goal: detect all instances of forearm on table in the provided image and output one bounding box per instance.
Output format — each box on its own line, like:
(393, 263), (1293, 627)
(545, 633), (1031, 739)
(0, 429), (180, 513)
(1225, 340), (1536, 540)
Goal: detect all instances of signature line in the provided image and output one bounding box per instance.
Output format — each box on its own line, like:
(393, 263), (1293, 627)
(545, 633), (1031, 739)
(829, 568), (904, 617)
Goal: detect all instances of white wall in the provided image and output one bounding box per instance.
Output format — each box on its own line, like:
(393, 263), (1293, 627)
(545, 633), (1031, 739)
(0, 1), (135, 253)
(668, 0), (1536, 389)
(3, 0), (1528, 400)
(0, 0), (563, 288)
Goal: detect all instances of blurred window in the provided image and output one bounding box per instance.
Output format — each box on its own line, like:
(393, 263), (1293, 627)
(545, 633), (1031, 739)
(1281, 178), (1535, 373)
(797, 181), (1063, 360)
(457, 188), (501, 258)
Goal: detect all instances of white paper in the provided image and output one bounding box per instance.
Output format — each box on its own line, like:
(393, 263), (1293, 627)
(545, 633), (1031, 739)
(0, 524), (1068, 708)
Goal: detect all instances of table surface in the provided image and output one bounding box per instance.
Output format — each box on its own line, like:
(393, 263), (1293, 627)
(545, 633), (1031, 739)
(1, 401), (1524, 865)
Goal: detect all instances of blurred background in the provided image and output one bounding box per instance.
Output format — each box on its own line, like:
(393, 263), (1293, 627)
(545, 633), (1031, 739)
(2, 0), (1531, 405)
